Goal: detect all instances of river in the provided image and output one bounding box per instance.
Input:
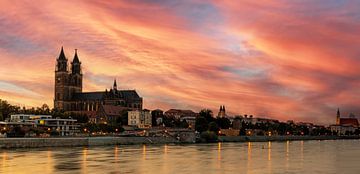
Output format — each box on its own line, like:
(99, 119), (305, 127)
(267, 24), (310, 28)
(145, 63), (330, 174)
(1, 139), (360, 174)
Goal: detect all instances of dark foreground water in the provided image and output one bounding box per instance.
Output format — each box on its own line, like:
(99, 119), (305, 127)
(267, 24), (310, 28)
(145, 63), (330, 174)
(1, 140), (360, 174)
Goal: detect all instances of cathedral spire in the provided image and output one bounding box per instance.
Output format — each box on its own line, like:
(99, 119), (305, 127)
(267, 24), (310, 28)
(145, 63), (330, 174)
(56, 46), (68, 72)
(73, 49), (80, 63)
(71, 49), (81, 74)
(113, 79), (117, 90)
(58, 46), (66, 60)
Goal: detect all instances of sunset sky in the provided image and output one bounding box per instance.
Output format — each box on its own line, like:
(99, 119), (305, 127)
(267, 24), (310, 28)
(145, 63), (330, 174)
(1, 0), (360, 124)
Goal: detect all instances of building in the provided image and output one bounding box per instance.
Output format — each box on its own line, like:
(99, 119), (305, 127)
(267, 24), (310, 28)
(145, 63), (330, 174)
(151, 109), (164, 126)
(1, 114), (79, 136)
(54, 47), (143, 119)
(217, 105), (226, 118)
(96, 105), (129, 124)
(330, 108), (359, 135)
(128, 110), (152, 128)
(164, 109), (198, 128)
(164, 109), (198, 119)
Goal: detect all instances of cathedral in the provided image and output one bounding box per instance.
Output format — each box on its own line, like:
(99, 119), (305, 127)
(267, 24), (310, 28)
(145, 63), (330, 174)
(54, 47), (143, 120)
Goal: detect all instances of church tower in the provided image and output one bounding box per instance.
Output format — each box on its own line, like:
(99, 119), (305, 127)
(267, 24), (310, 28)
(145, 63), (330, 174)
(54, 47), (70, 111)
(218, 105), (226, 118)
(336, 108), (340, 125)
(69, 49), (82, 94)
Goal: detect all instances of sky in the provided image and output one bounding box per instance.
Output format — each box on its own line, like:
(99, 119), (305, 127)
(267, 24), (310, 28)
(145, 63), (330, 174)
(1, 0), (360, 124)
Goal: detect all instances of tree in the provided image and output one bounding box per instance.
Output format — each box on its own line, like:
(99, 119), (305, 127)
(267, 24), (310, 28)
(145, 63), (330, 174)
(208, 121), (219, 133)
(195, 116), (208, 133)
(216, 117), (231, 129)
(199, 109), (214, 123)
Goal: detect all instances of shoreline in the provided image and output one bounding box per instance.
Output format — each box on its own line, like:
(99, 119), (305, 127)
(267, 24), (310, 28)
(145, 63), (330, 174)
(1, 135), (359, 149)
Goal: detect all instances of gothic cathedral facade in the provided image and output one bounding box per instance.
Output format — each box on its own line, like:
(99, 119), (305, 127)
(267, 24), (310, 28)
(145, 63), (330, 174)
(54, 47), (143, 115)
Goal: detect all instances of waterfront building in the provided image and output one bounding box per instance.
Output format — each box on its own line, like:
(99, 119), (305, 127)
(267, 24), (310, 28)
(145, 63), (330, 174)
(180, 116), (196, 129)
(232, 116), (242, 130)
(330, 108), (359, 135)
(164, 109), (198, 128)
(54, 47), (143, 120)
(219, 129), (240, 136)
(242, 115), (279, 125)
(128, 110), (152, 128)
(151, 109), (164, 126)
(1, 114), (79, 136)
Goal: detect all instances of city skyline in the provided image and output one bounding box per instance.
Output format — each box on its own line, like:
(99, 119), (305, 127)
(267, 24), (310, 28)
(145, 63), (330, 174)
(1, 1), (360, 124)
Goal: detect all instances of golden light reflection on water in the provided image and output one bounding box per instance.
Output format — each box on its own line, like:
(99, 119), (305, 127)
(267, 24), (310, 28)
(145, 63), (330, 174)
(114, 145), (119, 162)
(286, 141), (290, 170)
(142, 144), (146, 160)
(217, 142), (222, 160)
(247, 142), (252, 174)
(46, 150), (53, 173)
(267, 141), (272, 173)
(82, 147), (88, 174)
(268, 141), (272, 161)
(164, 144), (168, 154)
(217, 142), (222, 169)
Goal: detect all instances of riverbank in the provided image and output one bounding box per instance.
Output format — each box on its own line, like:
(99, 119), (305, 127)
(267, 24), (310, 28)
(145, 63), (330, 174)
(0, 136), (179, 149)
(218, 135), (360, 142)
(1, 135), (360, 149)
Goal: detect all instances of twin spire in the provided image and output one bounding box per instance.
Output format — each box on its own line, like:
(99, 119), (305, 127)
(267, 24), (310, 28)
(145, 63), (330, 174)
(57, 46), (81, 73)
(219, 105), (226, 112)
(57, 46), (80, 63)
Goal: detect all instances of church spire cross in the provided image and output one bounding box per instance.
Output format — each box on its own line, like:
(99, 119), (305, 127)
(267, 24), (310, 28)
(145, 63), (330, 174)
(73, 49), (80, 63)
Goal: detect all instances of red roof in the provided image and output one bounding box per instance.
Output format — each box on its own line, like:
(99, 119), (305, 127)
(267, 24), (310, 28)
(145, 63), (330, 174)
(340, 118), (359, 127)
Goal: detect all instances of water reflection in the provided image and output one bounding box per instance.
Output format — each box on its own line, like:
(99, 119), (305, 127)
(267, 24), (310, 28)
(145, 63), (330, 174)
(1, 140), (360, 174)
(82, 147), (88, 174)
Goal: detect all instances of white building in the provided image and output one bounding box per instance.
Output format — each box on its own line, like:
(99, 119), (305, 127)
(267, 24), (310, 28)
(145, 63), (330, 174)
(128, 110), (152, 128)
(4, 114), (79, 136)
(10, 114), (52, 122)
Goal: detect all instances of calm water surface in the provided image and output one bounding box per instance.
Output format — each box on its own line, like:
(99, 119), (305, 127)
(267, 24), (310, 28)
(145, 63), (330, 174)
(1, 140), (360, 174)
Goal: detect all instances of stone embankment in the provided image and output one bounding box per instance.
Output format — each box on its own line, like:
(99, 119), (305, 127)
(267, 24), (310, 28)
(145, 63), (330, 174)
(1, 135), (359, 149)
(218, 135), (360, 142)
(0, 136), (179, 149)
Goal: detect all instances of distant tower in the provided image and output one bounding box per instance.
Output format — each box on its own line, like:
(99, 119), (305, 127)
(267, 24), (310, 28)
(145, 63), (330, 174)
(218, 105), (226, 118)
(54, 47), (70, 111)
(336, 108), (340, 125)
(113, 79), (117, 90)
